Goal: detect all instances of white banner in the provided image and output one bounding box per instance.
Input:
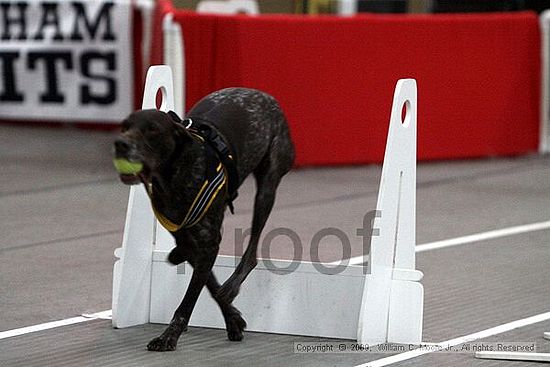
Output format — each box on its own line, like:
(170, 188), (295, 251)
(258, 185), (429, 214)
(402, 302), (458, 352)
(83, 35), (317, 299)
(0, 0), (133, 123)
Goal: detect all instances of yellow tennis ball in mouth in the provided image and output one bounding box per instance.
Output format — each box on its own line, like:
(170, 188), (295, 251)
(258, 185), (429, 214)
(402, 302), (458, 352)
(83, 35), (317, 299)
(113, 158), (143, 175)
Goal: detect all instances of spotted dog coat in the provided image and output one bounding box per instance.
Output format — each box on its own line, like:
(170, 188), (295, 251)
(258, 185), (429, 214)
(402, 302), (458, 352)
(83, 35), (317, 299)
(114, 88), (295, 351)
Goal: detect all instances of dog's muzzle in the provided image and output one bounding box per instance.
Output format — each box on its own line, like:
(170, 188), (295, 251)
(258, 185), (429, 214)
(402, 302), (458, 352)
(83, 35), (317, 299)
(113, 139), (143, 185)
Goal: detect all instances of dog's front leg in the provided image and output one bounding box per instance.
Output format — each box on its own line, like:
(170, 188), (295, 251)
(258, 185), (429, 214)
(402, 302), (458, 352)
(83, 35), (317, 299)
(147, 259), (214, 352)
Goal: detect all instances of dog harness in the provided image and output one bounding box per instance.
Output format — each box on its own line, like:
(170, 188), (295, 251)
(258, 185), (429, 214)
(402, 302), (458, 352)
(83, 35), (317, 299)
(147, 111), (239, 232)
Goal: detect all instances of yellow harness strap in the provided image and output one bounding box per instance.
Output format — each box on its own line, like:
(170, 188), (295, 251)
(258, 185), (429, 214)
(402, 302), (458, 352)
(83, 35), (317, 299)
(146, 131), (228, 232)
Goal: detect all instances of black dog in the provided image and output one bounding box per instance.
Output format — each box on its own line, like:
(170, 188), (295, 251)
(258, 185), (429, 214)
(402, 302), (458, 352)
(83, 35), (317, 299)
(114, 88), (295, 351)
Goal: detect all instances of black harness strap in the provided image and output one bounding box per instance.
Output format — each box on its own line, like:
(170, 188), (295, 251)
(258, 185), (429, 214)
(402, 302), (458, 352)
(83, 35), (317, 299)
(168, 111), (239, 214)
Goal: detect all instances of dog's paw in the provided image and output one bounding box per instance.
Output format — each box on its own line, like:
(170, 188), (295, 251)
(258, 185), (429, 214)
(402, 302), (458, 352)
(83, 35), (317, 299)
(147, 335), (178, 352)
(217, 283), (240, 304)
(225, 310), (247, 342)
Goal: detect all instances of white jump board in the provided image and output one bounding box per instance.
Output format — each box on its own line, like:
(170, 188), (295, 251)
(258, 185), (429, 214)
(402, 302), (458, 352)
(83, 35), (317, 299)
(150, 253), (366, 339)
(475, 351), (550, 362)
(113, 66), (423, 344)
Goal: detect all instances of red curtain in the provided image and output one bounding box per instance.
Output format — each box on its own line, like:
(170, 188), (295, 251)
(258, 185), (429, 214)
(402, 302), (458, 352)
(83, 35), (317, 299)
(165, 10), (540, 166)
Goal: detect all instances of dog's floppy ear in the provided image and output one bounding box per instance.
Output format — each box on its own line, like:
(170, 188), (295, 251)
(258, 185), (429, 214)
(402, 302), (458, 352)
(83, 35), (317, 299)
(173, 123), (194, 142)
(167, 110), (183, 124)
(166, 110), (193, 142)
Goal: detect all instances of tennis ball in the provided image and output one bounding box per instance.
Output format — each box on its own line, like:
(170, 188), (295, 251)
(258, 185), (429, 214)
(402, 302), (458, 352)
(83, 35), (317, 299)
(113, 158), (143, 175)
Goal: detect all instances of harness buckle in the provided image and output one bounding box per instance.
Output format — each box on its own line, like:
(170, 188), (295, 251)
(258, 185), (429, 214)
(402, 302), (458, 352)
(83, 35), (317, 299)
(183, 118), (193, 129)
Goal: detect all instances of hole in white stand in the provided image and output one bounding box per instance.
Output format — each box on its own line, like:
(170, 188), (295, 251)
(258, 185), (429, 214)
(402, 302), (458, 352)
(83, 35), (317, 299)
(401, 100), (411, 127)
(155, 87), (167, 110)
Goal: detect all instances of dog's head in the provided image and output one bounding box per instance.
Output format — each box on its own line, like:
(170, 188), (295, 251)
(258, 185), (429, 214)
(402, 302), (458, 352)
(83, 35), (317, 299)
(113, 109), (190, 185)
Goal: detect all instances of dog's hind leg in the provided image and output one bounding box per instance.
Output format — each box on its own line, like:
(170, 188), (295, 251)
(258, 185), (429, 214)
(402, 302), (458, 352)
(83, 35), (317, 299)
(205, 272), (247, 341)
(217, 134), (294, 304)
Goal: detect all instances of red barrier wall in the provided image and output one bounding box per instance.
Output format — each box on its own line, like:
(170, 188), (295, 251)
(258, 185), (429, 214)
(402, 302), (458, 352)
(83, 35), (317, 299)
(167, 9), (540, 166)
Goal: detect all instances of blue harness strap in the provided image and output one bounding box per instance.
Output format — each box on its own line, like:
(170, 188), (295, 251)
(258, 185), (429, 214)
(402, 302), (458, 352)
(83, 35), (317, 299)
(184, 164), (226, 227)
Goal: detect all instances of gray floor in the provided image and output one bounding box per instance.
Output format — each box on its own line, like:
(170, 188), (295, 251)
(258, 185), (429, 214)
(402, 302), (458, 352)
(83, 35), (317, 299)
(1, 124), (550, 366)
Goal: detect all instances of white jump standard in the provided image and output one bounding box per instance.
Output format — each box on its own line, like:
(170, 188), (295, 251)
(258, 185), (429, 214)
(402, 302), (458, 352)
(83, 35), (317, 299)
(358, 80), (423, 345)
(112, 66), (424, 345)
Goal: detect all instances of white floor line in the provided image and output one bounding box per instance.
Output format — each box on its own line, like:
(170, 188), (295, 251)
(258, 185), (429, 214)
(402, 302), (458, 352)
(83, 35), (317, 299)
(356, 311), (550, 367)
(0, 310), (111, 340)
(415, 220), (550, 253)
(346, 220), (550, 265)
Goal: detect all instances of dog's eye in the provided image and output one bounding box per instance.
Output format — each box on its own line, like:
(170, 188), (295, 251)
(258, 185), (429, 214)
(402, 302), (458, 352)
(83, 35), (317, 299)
(145, 125), (159, 134)
(121, 121), (130, 132)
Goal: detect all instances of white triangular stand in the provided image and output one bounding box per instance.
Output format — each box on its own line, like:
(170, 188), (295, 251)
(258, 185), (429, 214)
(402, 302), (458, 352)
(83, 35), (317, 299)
(357, 79), (423, 345)
(112, 67), (423, 344)
(112, 66), (176, 328)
